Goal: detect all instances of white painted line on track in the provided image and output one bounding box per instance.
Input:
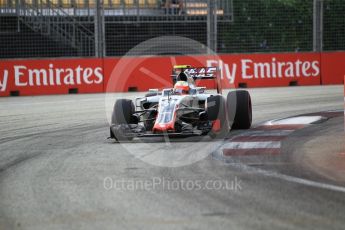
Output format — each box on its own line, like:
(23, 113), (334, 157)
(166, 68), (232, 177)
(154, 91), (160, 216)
(235, 130), (294, 137)
(323, 109), (344, 113)
(214, 144), (345, 193)
(266, 116), (324, 125)
(222, 141), (281, 149)
(235, 163), (345, 194)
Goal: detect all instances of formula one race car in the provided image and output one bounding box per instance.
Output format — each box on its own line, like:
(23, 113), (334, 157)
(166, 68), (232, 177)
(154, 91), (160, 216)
(110, 65), (252, 141)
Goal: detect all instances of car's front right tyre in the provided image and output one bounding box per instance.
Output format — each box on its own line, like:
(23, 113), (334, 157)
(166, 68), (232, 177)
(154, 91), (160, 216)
(110, 99), (137, 141)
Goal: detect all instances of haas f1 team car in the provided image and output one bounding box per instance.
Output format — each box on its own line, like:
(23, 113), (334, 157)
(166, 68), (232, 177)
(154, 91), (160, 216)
(110, 65), (252, 141)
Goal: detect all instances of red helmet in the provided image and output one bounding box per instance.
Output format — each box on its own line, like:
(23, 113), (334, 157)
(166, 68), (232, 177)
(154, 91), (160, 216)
(174, 81), (190, 94)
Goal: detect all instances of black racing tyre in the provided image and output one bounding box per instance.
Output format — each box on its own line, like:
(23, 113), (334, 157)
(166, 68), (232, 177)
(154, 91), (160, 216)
(206, 95), (229, 138)
(110, 126), (134, 142)
(206, 95), (223, 121)
(227, 90), (252, 130)
(111, 99), (136, 141)
(111, 99), (135, 125)
(110, 127), (115, 138)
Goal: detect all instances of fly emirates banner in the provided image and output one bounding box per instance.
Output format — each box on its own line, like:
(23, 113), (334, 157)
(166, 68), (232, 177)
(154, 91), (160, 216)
(0, 52), (341, 96)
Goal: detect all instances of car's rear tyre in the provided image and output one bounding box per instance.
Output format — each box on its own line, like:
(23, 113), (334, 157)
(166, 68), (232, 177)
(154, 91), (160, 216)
(227, 90), (252, 130)
(111, 99), (136, 141)
(206, 95), (229, 138)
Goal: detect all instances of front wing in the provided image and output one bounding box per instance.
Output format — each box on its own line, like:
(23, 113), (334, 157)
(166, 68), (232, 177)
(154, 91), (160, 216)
(110, 124), (204, 139)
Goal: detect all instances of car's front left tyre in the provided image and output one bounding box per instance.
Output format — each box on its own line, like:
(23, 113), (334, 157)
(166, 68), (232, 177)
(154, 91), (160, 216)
(227, 90), (252, 130)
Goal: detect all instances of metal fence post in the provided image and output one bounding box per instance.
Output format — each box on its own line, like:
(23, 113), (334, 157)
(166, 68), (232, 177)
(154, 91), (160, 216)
(95, 0), (105, 57)
(95, 0), (99, 57)
(16, 0), (20, 32)
(101, 0), (106, 57)
(207, 0), (217, 54)
(313, 0), (324, 52)
(94, 0), (105, 57)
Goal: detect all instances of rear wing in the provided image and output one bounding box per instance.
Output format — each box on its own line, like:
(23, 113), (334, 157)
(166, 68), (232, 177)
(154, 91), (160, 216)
(171, 66), (222, 94)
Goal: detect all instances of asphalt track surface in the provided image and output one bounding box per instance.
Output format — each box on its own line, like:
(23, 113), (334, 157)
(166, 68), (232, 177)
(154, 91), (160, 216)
(0, 85), (344, 230)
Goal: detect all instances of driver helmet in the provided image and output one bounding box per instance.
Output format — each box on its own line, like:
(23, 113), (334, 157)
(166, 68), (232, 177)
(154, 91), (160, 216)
(177, 71), (188, 82)
(174, 81), (190, 94)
